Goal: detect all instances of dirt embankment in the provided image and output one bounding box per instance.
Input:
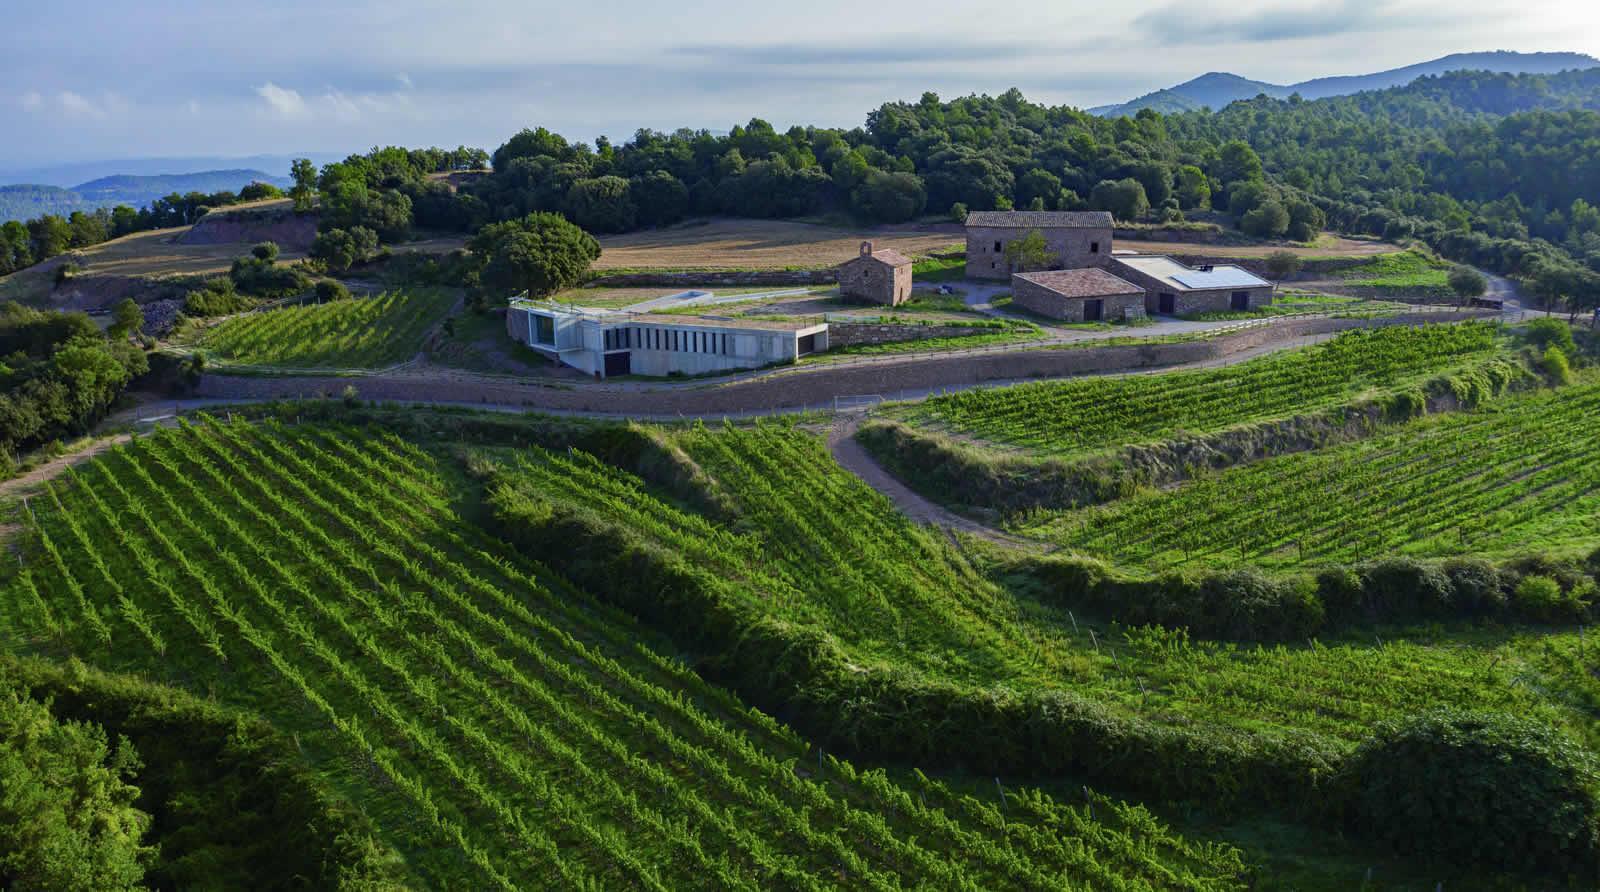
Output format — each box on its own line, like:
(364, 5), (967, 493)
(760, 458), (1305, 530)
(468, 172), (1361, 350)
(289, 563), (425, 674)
(179, 207), (317, 251)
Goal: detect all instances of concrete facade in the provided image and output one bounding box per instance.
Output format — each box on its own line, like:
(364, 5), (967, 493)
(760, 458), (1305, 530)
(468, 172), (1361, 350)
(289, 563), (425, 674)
(837, 241), (914, 306)
(1107, 255), (1275, 316)
(964, 211), (1115, 280)
(1011, 269), (1148, 322)
(506, 299), (827, 379)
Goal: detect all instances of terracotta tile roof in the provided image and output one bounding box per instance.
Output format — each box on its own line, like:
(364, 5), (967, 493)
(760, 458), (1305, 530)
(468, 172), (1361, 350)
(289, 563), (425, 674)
(965, 211), (1115, 229)
(1013, 267), (1145, 298)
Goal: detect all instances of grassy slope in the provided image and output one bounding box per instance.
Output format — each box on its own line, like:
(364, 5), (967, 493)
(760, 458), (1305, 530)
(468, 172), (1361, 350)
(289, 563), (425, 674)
(0, 419), (1246, 890)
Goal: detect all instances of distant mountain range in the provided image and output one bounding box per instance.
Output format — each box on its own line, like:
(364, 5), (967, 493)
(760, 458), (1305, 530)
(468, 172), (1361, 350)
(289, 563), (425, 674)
(0, 169), (293, 223)
(1089, 51), (1600, 117)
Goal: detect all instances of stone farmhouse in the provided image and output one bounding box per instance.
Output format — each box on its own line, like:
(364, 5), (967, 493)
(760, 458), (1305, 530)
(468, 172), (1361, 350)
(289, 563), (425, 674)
(965, 211), (1113, 280)
(1011, 268), (1147, 322)
(965, 210), (1276, 318)
(507, 299), (828, 379)
(837, 241), (914, 306)
(1107, 254), (1274, 315)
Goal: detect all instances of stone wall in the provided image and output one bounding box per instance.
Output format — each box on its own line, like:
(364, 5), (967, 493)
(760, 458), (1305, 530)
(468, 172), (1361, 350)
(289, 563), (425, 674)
(1011, 278), (1146, 322)
(964, 225), (1113, 280)
(1168, 285), (1276, 315)
(588, 269), (837, 288)
(193, 311), (1495, 417)
(829, 322), (1002, 347)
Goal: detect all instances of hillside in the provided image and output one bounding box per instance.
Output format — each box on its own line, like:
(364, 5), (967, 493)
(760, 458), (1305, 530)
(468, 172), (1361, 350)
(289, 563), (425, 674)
(0, 169), (290, 222)
(1091, 50), (1599, 116)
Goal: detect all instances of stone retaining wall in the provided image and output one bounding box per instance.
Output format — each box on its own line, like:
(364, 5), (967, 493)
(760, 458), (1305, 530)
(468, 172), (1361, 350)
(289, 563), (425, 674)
(193, 311), (1496, 417)
(828, 322), (1003, 347)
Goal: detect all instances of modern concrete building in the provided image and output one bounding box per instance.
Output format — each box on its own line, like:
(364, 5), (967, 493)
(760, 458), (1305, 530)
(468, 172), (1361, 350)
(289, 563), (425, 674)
(1107, 255), (1275, 316)
(837, 241), (914, 306)
(964, 211), (1114, 280)
(1010, 268), (1148, 322)
(506, 299), (828, 379)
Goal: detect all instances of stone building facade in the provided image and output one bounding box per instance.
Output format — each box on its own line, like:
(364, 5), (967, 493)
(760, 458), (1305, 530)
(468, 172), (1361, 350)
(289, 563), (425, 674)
(1010, 269), (1147, 322)
(1106, 255), (1275, 316)
(837, 241), (914, 305)
(964, 211), (1115, 280)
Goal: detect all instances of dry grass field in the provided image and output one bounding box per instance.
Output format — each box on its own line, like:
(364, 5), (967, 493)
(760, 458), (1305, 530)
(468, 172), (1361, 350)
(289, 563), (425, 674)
(592, 218), (963, 270)
(1119, 233), (1394, 258)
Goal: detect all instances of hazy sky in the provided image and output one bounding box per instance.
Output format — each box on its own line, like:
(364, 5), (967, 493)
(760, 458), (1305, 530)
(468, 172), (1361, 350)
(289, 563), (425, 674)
(4, 0), (1598, 167)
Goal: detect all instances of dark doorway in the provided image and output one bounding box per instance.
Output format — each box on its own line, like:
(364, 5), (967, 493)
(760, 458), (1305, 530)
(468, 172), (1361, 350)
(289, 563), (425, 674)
(1231, 291), (1251, 311)
(1158, 292), (1176, 314)
(798, 333), (817, 356)
(603, 352), (631, 378)
(1084, 299), (1104, 322)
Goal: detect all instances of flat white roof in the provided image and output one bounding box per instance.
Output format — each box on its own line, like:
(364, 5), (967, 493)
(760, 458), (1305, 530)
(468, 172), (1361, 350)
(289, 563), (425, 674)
(1114, 255), (1270, 291)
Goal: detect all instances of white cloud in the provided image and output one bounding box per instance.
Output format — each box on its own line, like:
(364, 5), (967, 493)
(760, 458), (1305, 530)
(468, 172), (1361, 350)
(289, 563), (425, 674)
(58, 90), (104, 118)
(256, 81), (309, 118)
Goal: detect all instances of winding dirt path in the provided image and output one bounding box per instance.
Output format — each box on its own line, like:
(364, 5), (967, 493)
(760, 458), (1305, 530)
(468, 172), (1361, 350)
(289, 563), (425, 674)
(827, 411), (1046, 549)
(1, 436), (132, 503)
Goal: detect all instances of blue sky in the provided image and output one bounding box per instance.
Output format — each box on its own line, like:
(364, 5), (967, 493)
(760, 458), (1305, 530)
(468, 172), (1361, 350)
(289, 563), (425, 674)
(3, 0), (1597, 168)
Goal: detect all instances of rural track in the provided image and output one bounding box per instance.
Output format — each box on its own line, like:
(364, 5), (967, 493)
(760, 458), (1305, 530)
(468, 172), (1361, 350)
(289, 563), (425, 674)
(826, 411), (1047, 549)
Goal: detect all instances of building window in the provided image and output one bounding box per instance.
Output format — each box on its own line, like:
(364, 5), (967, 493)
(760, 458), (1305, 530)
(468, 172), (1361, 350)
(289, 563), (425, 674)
(994, 240), (1002, 253)
(533, 314), (555, 346)
(1090, 241), (1100, 254)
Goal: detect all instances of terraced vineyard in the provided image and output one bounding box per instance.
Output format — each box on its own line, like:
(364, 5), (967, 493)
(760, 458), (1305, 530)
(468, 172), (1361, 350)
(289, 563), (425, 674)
(0, 418), (1248, 890)
(1019, 379), (1600, 570)
(188, 288), (455, 368)
(895, 323), (1505, 455)
(492, 422), (1578, 750)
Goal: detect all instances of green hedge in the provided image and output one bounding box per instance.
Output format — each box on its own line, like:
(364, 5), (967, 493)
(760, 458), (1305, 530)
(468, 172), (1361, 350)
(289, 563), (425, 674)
(1007, 552), (1599, 642)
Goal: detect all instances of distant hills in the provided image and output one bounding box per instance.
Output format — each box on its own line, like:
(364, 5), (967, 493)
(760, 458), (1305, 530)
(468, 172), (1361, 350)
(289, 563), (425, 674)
(0, 169), (292, 223)
(1089, 51), (1600, 117)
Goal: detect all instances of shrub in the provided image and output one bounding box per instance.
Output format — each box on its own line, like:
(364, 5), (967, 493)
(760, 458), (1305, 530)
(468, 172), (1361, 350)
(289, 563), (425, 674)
(0, 688), (154, 890)
(309, 226), (379, 273)
(1542, 345), (1573, 385)
(1514, 575), (1584, 623)
(950, 202), (969, 222)
(182, 279), (251, 317)
(1333, 709), (1600, 875)
(249, 241), (279, 262)
(315, 280), (351, 303)
(1526, 317), (1577, 356)
(1359, 558), (1453, 619)
(1263, 250), (1303, 280)
(1441, 558), (1506, 614)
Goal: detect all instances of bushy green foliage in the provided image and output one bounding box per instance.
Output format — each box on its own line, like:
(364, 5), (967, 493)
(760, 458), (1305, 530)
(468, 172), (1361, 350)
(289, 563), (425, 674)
(1527, 317), (1578, 355)
(229, 251), (311, 298)
(250, 241), (279, 262)
(0, 686), (152, 891)
(1240, 200), (1290, 237)
(309, 226), (380, 272)
(469, 212), (599, 297)
(0, 303), (147, 459)
(315, 280), (351, 302)
(182, 277), (252, 317)
(1544, 344), (1574, 384)
(1334, 709), (1600, 876)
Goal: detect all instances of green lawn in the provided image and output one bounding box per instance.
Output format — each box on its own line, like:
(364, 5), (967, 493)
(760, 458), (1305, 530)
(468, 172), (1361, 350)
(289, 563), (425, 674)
(1335, 250), (1452, 296)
